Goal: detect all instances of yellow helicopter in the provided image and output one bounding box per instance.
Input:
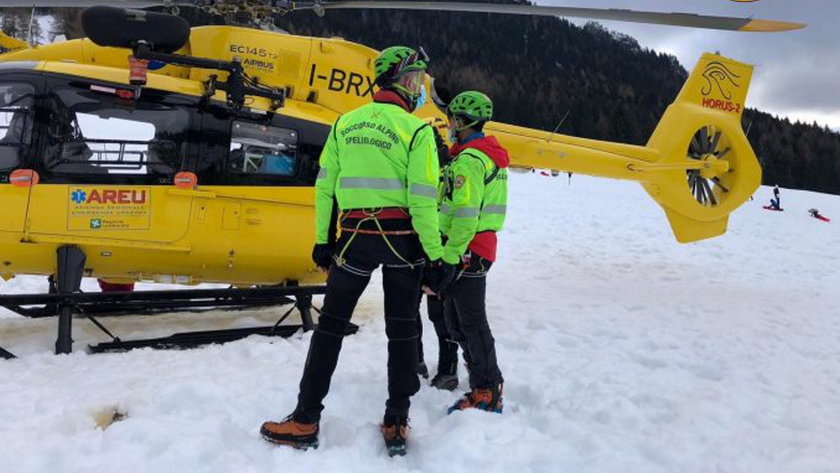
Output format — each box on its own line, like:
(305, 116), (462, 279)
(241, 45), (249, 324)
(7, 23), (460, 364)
(0, 1), (804, 357)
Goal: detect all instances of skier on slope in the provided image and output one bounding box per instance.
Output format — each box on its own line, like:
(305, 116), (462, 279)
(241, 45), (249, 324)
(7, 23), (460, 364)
(808, 208), (830, 222)
(770, 184), (781, 210)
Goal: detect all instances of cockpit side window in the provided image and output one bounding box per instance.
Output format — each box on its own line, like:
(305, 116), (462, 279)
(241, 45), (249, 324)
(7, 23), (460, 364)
(36, 84), (192, 181)
(0, 82), (35, 171)
(193, 105), (327, 187)
(228, 121), (298, 177)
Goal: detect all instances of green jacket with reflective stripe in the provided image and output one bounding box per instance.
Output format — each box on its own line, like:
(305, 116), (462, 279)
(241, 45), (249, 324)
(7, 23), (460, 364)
(315, 99), (443, 260)
(440, 148), (508, 264)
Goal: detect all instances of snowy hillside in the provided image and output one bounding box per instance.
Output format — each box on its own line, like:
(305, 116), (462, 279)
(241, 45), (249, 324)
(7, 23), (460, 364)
(1, 173), (839, 473)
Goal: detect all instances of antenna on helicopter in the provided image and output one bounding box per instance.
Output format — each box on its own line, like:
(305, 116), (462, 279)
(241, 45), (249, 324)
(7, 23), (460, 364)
(547, 107), (573, 143)
(26, 6), (37, 45)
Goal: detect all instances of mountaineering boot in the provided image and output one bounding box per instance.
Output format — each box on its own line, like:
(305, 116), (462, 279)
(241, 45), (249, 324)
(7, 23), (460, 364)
(430, 372), (459, 391)
(447, 382), (503, 414)
(260, 415), (319, 450)
(430, 359), (459, 391)
(380, 415), (410, 457)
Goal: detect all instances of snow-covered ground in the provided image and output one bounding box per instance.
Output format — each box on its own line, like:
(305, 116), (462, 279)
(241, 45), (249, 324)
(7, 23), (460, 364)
(1, 173), (838, 473)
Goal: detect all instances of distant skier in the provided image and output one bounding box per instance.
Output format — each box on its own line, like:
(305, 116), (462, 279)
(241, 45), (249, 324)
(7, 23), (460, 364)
(769, 184), (781, 210)
(763, 185), (783, 211)
(808, 208), (830, 222)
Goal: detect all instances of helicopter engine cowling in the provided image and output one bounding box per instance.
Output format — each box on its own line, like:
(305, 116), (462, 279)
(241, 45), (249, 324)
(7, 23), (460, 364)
(483, 52), (761, 244)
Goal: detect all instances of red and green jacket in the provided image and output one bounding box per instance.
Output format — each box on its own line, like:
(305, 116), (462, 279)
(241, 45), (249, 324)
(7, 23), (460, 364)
(439, 133), (509, 264)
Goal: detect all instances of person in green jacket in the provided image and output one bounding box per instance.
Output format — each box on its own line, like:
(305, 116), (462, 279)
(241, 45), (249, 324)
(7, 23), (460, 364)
(260, 46), (454, 457)
(428, 91), (509, 414)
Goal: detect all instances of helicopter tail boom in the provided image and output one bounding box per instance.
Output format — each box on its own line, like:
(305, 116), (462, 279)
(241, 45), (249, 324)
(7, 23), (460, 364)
(486, 52), (760, 243)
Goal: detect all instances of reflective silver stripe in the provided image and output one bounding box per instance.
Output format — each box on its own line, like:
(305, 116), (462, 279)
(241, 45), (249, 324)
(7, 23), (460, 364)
(410, 183), (438, 198)
(317, 168), (328, 179)
(440, 203), (451, 214)
(0, 61), (37, 71)
(453, 207), (480, 218)
(483, 205), (507, 215)
(340, 177), (404, 190)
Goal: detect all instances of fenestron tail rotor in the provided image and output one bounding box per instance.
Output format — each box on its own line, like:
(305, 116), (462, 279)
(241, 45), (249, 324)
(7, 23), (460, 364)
(687, 125), (733, 207)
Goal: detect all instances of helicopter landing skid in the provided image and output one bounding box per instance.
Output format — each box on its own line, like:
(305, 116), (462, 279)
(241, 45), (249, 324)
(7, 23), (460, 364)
(0, 281), (351, 356)
(0, 346), (14, 359)
(85, 293), (358, 354)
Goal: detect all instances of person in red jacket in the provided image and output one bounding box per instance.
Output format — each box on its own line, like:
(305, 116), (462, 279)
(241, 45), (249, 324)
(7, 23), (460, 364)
(432, 91), (510, 414)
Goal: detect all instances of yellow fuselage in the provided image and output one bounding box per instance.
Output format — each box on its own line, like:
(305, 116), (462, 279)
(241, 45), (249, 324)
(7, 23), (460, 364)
(0, 26), (760, 285)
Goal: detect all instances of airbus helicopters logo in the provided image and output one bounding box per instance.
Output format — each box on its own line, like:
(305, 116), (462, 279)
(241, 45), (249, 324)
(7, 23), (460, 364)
(700, 61), (743, 114)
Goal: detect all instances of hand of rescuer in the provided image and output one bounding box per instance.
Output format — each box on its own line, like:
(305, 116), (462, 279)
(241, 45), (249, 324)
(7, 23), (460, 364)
(422, 259), (457, 296)
(311, 243), (334, 273)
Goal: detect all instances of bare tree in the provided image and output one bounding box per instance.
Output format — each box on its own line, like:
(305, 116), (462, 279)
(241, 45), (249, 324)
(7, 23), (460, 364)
(1, 7), (45, 44)
(51, 8), (84, 40)
(1, 9), (27, 41)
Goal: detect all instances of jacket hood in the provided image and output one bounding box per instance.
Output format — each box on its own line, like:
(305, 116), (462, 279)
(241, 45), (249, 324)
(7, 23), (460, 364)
(451, 135), (510, 168)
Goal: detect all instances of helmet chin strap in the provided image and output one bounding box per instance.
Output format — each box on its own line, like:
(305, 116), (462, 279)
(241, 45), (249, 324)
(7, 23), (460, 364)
(451, 116), (480, 139)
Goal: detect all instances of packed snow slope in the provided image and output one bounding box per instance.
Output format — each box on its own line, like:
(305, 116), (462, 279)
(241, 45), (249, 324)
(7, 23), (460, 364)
(1, 173), (839, 473)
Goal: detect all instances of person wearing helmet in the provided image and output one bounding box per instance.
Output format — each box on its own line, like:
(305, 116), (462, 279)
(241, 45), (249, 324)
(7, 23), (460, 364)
(428, 91), (509, 414)
(260, 46), (451, 456)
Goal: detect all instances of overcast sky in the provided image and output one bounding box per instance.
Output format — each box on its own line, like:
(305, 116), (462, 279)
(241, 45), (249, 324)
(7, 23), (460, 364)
(542, 0), (839, 130)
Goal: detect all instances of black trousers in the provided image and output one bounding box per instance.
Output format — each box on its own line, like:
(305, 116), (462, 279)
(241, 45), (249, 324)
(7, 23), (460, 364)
(443, 253), (503, 389)
(295, 225), (424, 423)
(417, 294), (460, 375)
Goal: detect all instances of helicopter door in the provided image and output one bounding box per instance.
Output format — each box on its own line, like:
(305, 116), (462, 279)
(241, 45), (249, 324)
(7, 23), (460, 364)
(22, 80), (196, 248)
(189, 107), (327, 283)
(0, 79), (39, 235)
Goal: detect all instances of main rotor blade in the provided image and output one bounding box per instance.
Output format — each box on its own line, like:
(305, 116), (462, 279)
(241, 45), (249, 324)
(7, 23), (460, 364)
(3, 1), (805, 32)
(315, 2), (805, 32)
(1, 0), (163, 6)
